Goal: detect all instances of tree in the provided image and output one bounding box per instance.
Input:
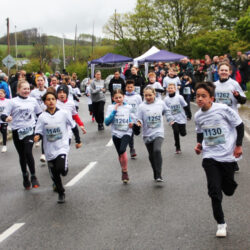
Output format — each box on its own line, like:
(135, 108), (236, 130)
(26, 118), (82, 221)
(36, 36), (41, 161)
(211, 0), (250, 29)
(236, 6), (250, 42)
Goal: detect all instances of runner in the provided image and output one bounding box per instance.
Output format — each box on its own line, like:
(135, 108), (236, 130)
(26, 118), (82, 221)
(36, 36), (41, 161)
(164, 83), (190, 154)
(163, 68), (181, 94)
(0, 89), (10, 152)
(34, 92), (75, 203)
(105, 89), (133, 183)
(194, 82), (244, 237)
(146, 72), (164, 100)
(56, 85), (86, 148)
(1, 80), (42, 190)
(124, 79), (142, 158)
(50, 76), (60, 91)
(30, 75), (47, 162)
(136, 86), (174, 182)
(70, 80), (81, 112)
(85, 80), (95, 122)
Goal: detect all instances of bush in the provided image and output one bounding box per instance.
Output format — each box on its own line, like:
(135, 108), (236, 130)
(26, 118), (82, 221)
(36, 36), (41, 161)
(66, 61), (87, 80)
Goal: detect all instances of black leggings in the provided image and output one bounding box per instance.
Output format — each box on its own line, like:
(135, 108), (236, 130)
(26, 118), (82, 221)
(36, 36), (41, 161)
(0, 123), (8, 146)
(112, 135), (131, 156)
(172, 123), (186, 150)
(202, 158), (237, 224)
(92, 101), (105, 124)
(12, 130), (36, 177)
(48, 154), (68, 195)
(145, 137), (164, 179)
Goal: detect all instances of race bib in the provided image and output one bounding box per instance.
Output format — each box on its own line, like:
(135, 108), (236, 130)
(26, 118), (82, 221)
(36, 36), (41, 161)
(130, 103), (137, 113)
(134, 86), (141, 94)
(113, 84), (121, 90)
(45, 125), (63, 142)
(203, 125), (226, 146)
(171, 104), (181, 115)
(215, 92), (232, 106)
(183, 87), (191, 95)
(114, 116), (129, 131)
(18, 127), (33, 140)
(146, 112), (161, 128)
(0, 106), (4, 114)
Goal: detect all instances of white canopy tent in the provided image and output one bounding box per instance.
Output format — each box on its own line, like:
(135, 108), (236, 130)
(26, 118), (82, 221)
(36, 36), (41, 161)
(133, 46), (160, 67)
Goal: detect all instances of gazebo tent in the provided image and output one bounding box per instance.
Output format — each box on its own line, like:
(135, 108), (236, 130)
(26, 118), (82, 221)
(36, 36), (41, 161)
(89, 53), (133, 78)
(138, 50), (186, 76)
(133, 46), (160, 67)
(245, 51), (250, 55)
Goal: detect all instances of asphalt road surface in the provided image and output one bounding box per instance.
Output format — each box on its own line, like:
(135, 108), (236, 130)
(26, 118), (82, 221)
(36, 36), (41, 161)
(0, 94), (250, 250)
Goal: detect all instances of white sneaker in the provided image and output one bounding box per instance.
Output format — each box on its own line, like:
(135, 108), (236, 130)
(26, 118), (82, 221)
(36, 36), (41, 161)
(1, 146), (7, 153)
(216, 223), (227, 237)
(40, 154), (46, 162)
(35, 142), (40, 148)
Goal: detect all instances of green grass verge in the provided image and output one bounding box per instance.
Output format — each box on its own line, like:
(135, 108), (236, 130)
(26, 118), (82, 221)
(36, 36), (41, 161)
(246, 82), (250, 100)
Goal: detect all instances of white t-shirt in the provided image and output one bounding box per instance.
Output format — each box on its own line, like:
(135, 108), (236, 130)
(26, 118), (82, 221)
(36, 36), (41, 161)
(85, 86), (92, 105)
(163, 76), (181, 94)
(214, 78), (246, 113)
(35, 109), (75, 161)
(3, 96), (42, 130)
(146, 82), (164, 100)
(0, 98), (10, 124)
(105, 103), (133, 138)
(137, 99), (174, 143)
(30, 88), (47, 110)
(124, 93), (142, 122)
(195, 103), (242, 162)
(67, 85), (74, 101)
(72, 87), (81, 107)
(164, 94), (187, 124)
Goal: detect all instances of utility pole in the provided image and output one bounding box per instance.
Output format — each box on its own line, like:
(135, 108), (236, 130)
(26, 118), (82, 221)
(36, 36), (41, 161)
(74, 24), (77, 61)
(91, 21), (95, 56)
(62, 34), (66, 69)
(6, 18), (10, 55)
(15, 25), (18, 70)
(114, 9), (116, 41)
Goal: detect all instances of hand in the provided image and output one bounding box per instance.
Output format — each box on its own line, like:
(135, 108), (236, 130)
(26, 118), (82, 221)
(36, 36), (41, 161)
(170, 121), (175, 126)
(194, 143), (202, 155)
(34, 135), (40, 143)
(75, 143), (82, 149)
(80, 126), (87, 134)
(114, 103), (122, 110)
(232, 90), (239, 97)
(6, 116), (12, 122)
(233, 146), (242, 158)
(129, 123), (133, 128)
(136, 121), (142, 127)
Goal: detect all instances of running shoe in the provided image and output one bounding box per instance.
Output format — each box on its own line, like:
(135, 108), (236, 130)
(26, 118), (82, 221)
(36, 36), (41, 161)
(1, 146), (7, 153)
(122, 171), (129, 183)
(216, 223), (227, 237)
(23, 173), (31, 190)
(92, 117), (95, 122)
(130, 148), (137, 158)
(57, 193), (65, 204)
(156, 177), (164, 182)
(175, 150), (182, 154)
(31, 175), (40, 188)
(40, 154), (46, 162)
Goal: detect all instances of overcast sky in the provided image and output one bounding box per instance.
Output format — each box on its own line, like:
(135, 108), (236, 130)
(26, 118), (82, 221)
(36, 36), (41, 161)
(0, 0), (137, 39)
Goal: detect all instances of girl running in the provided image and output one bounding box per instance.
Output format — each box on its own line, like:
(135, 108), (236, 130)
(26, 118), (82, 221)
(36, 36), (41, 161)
(105, 89), (134, 183)
(0, 89), (10, 153)
(136, 86), (174, 182)
(1, 80), (42, 190)
(34, 92), (75, 203)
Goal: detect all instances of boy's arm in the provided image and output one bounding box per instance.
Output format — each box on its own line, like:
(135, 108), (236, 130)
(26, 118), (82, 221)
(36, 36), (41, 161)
(234, 122), (244, 158)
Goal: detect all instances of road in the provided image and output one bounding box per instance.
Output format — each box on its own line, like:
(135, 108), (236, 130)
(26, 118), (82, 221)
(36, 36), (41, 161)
(0, 94), (250, 250)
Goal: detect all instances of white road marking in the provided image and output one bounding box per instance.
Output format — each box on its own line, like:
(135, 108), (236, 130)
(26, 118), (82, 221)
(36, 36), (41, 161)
(106, 139), (113, 147)
(0, 223), (25, 243)
(65, 161), (97, 187)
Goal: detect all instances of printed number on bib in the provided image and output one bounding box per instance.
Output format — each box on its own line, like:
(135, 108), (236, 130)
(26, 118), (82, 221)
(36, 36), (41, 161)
(134, 86), (141, 94)
(183, 87), (191, 95)
(216, 92), (232, 106)
(0, 106), (4, 114)
(113, 84), (121, 90)
(45, 126), (63, 142)
(203, 126), (225, 146)
(114, 116), (129, 131)
(130, 103), (137, 113)
(18, 127), (33, 140)
(146, 113), (161, 128)
(171, 104), (181, 115)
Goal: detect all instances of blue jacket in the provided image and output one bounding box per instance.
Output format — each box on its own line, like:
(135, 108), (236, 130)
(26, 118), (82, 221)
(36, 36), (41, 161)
(0, 81), (10, 98)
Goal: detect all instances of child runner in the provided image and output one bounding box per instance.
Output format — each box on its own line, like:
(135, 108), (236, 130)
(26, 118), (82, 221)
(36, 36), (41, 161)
(146, 72), (164, 100)
(136, 86), (174, 182)
(50, 76), (60, 91)
(124, 79), (142, 158)
(85, 80), (95, 122)
(0, 89), (10, 152)
(70, 80), (81, 112)
(164, 83), (190, 154)
(30, 75), (47, 162)
(56, 85), (86, 148)
(105, 89), (134, 183)
(34, 92), (75, 203)
(163, 68), (181, 94)
(194, 82), (244, 237)
(214, 62), (246, 172)
(1, 80), (42, 189)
